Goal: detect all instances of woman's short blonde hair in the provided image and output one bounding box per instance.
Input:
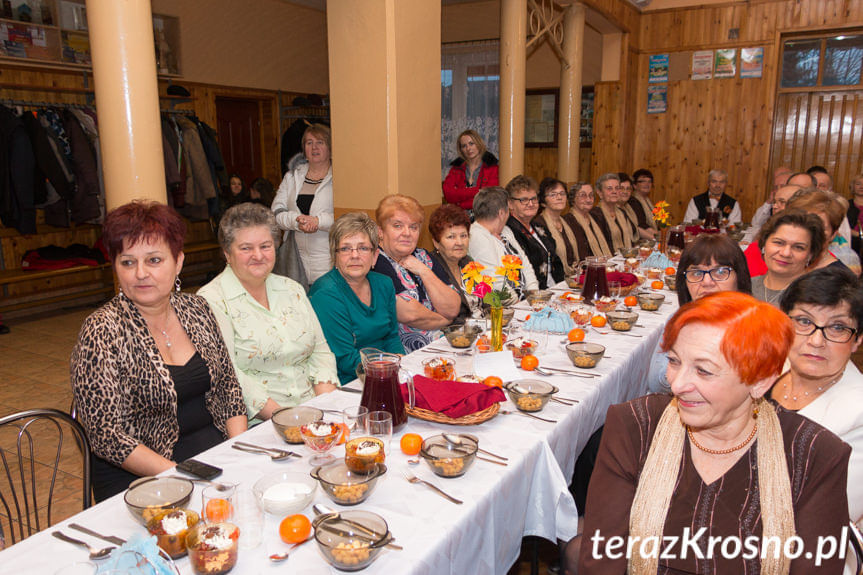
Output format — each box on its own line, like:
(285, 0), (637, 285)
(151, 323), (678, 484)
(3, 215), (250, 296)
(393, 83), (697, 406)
(302, 124), (331, 154)
(786, 188), (846, 234)
(329, 212), (379, 262)
(375, 194), (425, 227)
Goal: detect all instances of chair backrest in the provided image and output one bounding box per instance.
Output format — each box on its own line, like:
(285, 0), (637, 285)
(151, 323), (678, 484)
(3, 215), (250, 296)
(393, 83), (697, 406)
(0, 408), (91, 547)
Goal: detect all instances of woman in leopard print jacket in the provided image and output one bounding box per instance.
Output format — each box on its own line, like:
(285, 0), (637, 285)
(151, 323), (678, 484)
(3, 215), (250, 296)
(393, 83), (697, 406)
(71, 201), (247, 501)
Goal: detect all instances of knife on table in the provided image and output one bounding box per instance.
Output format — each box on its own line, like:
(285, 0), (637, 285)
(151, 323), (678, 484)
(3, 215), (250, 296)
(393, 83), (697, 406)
(69, 523), (127, 546)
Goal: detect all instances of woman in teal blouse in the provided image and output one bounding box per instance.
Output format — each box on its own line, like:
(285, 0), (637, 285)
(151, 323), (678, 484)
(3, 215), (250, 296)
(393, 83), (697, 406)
(310, 212), (405, 384)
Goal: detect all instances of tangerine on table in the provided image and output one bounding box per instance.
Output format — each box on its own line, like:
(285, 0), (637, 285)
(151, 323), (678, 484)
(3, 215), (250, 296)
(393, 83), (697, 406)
(590, 315), (607, 328)
(279, 514), (312, 544)
(521, 354), (539, 371)
(482, 375), (503, 388)
(400, 433), (423, 455)
(651, 280), (665, 290)
(205, 498), (234, 522)
(567, 328), (586, 342)
(624, 295), (638, 307)
(665, 267), (676, 276)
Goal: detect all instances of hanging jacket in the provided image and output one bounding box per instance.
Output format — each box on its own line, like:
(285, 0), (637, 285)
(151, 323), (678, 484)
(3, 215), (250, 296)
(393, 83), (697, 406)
(0, 105), (37, 234)
(63, 109), (101, 223)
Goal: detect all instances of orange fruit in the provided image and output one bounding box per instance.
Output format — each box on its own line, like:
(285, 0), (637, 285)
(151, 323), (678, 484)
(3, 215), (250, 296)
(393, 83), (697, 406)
(665, 267), (676, 276)
(624, 295), (638, 307)
(590, 315), (607, 328)
(205, 498), (234, 522)
(651, 280), (665, 290)
(400, 433), (423, 455)
(520, 354), (539, 371)
(567, 328), (586, 342)
(334, 422), (350, 445)
(482, 375), (503, 388)
(279, 514), (312, 544)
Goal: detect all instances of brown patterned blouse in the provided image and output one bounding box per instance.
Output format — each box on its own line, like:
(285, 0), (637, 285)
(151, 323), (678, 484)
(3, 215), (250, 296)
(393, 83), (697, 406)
(71, 292), (246, 466)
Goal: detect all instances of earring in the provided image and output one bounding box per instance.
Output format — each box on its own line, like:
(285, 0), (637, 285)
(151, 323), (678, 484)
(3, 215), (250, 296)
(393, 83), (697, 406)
(752, 396), (760, 419)
(175, 276), (182, 293)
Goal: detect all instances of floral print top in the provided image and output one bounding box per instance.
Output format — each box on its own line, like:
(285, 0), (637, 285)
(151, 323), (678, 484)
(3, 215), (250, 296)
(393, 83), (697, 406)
(198, 266), (338, 423)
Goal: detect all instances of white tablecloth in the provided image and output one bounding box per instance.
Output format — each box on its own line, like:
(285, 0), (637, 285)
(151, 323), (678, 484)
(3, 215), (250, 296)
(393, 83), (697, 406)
(0, 286), (678, 575)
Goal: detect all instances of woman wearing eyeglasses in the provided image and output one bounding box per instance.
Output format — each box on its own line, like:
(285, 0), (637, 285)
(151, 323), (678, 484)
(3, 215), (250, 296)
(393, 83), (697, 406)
(562, 182), (613, 258)
(533, 177), (581, 276)
(310, 213), (405, 384)
(505, 175), (565, 289)
(646, 234), (752, 394)
(199, 203), (338, 424)
(773, 267), (863, 530)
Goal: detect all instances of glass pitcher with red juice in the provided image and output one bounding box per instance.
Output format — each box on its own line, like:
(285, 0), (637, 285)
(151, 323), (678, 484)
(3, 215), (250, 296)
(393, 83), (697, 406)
(359, 348), (413, 432)
(580, 256), (610, 304)
(667, 225), (686, 251)
(704, 207), (721, 229)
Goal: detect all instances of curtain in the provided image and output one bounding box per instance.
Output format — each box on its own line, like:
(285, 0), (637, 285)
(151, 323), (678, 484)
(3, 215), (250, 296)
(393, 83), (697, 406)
(441, 40), (500, 179)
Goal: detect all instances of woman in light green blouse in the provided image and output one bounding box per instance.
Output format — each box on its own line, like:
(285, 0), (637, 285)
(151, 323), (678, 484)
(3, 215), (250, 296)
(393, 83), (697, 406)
(199, 203), (338, 424)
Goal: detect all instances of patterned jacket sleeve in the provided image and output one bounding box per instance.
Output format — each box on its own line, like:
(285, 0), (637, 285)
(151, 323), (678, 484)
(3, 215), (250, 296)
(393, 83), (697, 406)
(70, 308), (141, 466)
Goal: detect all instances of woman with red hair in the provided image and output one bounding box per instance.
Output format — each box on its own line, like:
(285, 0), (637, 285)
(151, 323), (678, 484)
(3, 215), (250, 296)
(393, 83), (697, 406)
(575, 292), (850, 575)
(71, 201), (247, 502)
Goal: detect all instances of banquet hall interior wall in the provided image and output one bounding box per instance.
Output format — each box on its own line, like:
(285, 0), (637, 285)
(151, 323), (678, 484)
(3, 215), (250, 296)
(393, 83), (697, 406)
(2, 0), (863, 550)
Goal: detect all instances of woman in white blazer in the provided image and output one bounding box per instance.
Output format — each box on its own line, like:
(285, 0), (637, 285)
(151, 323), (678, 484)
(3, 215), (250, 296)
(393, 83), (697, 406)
(771, 267), (863, 527)
(272, 124), (333, 283)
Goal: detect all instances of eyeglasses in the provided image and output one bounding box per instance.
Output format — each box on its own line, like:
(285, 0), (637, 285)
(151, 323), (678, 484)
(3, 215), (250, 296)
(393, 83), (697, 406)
(545, 191), (566, 199)
(335, 246), (374, 255)
(511, 196), (538, 205)
(789, 315), (858, 343)
(574, 193), (594, 200)
(683, 266), (734, 283)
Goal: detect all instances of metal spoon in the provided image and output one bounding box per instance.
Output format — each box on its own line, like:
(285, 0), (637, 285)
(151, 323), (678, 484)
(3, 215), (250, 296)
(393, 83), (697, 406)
(448, 433), (508, 461)
(312, 504), (403, 550)
(52, 531), (115, 560)
(269, 536), (312, 562)
(534, 366), (597, 379)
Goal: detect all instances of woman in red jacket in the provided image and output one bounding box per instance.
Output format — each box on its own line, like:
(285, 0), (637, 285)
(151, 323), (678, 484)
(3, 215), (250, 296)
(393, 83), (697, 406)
(442, 130), (498, 210)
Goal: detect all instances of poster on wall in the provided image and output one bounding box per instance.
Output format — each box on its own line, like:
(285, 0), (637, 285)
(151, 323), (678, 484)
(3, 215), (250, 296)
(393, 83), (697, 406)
(649, 54), (669, 83)
(740, 47), (764, 78)
(647, 84), (668, 114)
(691, 50), (714, 80)
(714, 49), (737, 78)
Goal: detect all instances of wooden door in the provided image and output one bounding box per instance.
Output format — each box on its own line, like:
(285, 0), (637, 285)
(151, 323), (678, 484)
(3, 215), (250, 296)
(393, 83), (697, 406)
(771, 90), (863, 194)
(215, 98), (262, 187)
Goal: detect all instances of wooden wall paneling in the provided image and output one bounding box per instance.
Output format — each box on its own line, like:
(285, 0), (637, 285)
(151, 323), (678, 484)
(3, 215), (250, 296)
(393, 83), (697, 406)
(591, 81), (623, 180)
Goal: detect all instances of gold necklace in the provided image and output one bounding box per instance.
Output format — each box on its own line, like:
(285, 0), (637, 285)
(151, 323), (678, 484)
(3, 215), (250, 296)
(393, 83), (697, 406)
(687, 424), (757, 455)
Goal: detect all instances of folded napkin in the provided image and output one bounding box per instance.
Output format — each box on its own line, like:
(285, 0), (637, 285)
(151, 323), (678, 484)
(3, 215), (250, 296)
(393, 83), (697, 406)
(97, 533), (175, 574)
(400, 375), (506, 418)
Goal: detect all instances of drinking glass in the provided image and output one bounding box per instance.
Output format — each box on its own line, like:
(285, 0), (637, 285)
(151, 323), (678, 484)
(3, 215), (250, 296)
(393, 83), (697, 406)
(342, 406), (369, 441)
(234, 485), (264, 550)
(301, 421), (341, 465)
(202, 483), (236, 523)
(608, 281), (622, 300)
(571, 305), (593, 328)
(366, 411), (393, 456)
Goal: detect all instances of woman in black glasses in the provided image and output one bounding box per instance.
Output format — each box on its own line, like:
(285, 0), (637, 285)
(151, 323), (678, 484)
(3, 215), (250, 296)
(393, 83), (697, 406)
(309, 212), (405, 384)
(772, 266), (863, 531)
(675, 233), (752, 305)
(646, 234), (752, 394)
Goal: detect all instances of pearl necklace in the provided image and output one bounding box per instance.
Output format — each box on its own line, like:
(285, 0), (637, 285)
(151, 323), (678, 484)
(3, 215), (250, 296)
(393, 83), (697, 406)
(781, 372), (843, 402)
(687, 424), (757, 456)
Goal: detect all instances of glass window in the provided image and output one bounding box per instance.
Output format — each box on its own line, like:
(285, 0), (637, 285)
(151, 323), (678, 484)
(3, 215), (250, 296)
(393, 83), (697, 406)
(824, 36), (863, 85)
(781, 39), (821, 87)
(466, 64), (499, 119)
(441, 69), (453, 122)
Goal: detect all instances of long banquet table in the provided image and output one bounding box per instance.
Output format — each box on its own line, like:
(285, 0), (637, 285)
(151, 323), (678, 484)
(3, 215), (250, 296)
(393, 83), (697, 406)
(0, 285), (678, 575)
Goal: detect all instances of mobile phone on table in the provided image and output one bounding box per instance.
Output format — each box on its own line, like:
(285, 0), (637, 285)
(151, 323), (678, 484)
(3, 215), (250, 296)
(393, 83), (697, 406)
(176, 458), (222, 480)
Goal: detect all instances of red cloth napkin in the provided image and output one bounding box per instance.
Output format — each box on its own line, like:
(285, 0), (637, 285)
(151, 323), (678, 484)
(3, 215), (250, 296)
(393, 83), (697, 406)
(576, 271), (637, 286)
(400, 375), (506, 418)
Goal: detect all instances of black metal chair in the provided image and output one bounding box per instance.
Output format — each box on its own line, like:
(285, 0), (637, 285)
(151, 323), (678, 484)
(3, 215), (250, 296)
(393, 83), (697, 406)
(0, 408), (91, 546)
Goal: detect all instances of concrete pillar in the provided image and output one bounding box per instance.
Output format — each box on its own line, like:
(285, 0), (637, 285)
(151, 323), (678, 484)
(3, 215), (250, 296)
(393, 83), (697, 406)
(558, 3), (585, 185)
(499, 0), (526, 183)
(86, 0), (166, 209)
(327, 0), (441, 213)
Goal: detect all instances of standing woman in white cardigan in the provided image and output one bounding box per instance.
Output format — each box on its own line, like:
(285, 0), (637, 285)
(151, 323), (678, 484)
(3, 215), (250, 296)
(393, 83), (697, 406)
(272, 124), (334, 284)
